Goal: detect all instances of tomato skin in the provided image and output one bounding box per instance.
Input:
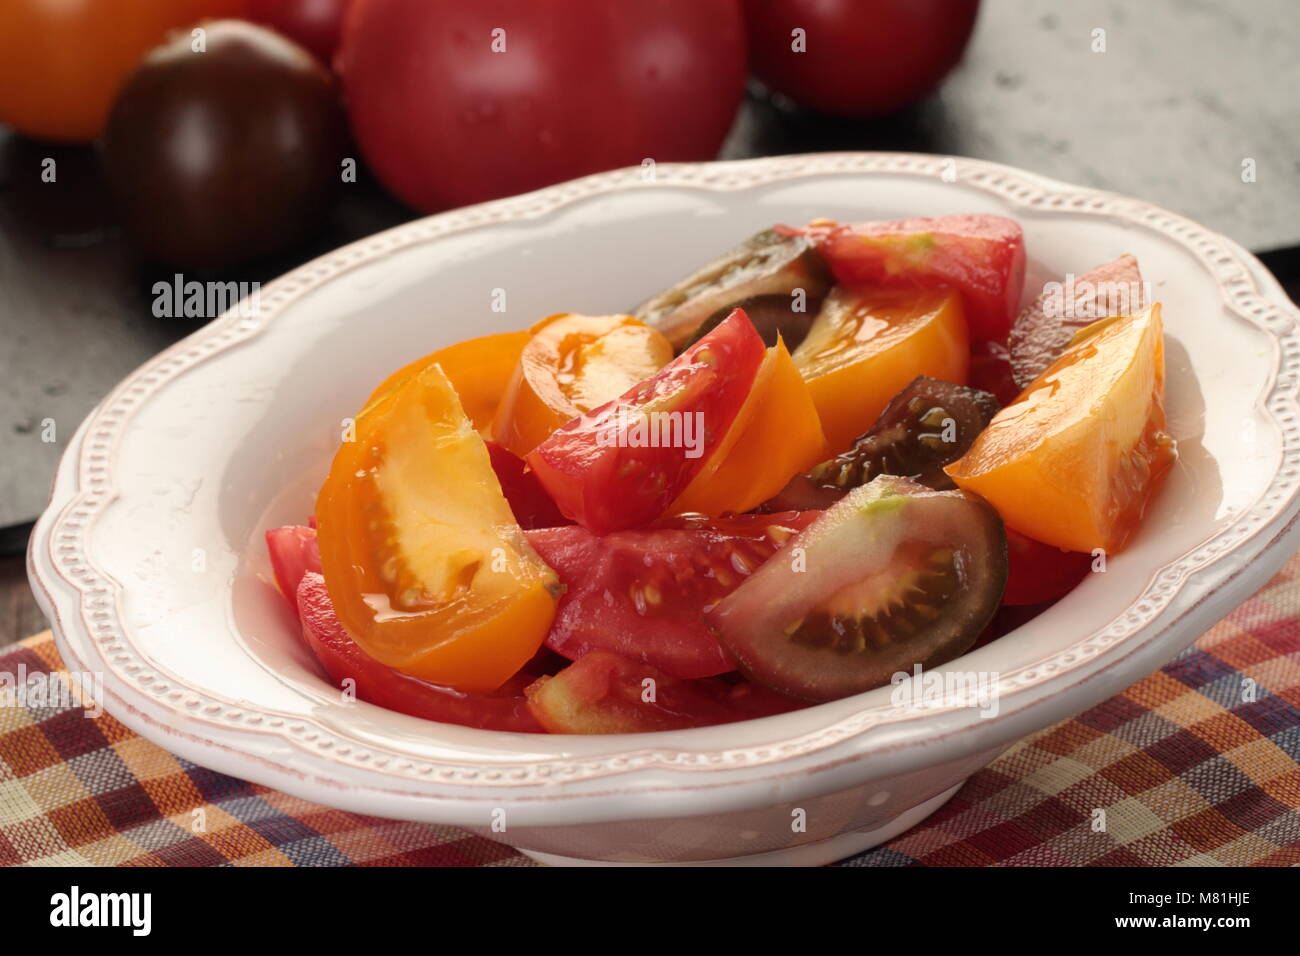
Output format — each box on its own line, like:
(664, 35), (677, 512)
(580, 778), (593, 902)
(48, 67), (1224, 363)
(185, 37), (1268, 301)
(297, 573), (542, 732)
(315, 363), (558, 691)
(1003, 528), (1094, 606)
(486, 443), (571, 531)
(527, 310), (766, 534)
(247, 0), (351, 65)
(363, 330), (529, 435)
(266, 525), (322, 614)
(526, 511), (818, 679)
(743, 0), (978, 118)
(525, 650), (802, 734)
(0, 0), (248, 143)
(794, 215), (1027, 345)
(103, 20), (347, 268)
(337, 0), (746, 211)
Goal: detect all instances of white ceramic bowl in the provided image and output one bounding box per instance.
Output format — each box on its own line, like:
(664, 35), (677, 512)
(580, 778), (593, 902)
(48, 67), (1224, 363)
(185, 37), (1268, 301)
(28, 153), (1300, 865)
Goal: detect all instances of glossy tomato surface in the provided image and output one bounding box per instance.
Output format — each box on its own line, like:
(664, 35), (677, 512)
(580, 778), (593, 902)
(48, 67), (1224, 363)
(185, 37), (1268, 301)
(526, 511), (818, 679)
(0, 0), (247, 142)
(1003, 528), (1093, 606)
(743, 0), (979, 117)
(266, 525), (322, 614)
(526, 310), (766, 534)
(526, 650), (801, 734)
(102, 20), (346, 268)
(247, 0), (351, 65)
(297, 572), (542, 731)
(337, 0), (747, 210)
(795, 215), (1027, 345)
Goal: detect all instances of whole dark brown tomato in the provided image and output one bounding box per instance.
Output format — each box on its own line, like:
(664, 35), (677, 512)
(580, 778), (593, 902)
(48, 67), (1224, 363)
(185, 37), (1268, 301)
(743, 0), (980, 117)
(337, 0), (747, 212)
(103, 20), (347, 268)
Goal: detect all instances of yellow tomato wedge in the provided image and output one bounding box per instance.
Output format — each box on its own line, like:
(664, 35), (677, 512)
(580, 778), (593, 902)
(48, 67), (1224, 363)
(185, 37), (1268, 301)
(669, 339), (828, 516)
(493, 313), (672, 457)
(945, 303), (1175, 554)
(316, 363), (560, 691)
(792, 287), (968, 453)
(362, 330), (528, 436)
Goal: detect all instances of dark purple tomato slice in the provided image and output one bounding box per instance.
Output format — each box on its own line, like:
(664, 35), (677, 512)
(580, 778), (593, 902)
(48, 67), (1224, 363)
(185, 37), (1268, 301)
(766, 376), (1000, 510)
(709, 475), (1007, 702)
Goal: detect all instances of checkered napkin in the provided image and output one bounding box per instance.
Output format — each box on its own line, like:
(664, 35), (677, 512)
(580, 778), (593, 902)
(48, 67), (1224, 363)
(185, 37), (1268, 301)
(3, 557), (1298, 866)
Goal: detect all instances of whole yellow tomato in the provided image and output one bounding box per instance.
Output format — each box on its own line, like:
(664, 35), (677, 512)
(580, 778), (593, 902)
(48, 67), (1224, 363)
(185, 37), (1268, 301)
(0, 0), (247, 143)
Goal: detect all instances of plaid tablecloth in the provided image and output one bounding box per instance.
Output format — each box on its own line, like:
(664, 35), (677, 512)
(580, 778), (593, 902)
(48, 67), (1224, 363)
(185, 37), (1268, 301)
(3, 557), (1299, 867)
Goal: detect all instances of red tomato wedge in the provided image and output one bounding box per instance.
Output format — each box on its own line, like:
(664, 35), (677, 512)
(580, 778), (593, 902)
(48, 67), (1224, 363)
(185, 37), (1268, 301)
(1003, 528), (1095, 606)
(266, 525), (321, 616)
(525, 650), (802, 734)
(485, 442), (571, 530)
(525, 511), (818, 679)
(787, 215), (1027, 344)
(297, 572), (542, 732)
(526, 309), (766, 534)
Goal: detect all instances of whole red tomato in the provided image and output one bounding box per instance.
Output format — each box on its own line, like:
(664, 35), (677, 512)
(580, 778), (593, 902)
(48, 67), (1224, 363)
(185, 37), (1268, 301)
(743, 0), (979, 117)
(337, 0), (747, 211)
(0, 0), (248, 142)
(246, 0), (351, 66)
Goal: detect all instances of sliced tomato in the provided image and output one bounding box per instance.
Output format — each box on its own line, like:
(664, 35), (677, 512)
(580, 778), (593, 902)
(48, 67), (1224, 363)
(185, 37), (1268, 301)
(968, 340), (1020, 407)
(1009, 254), (1145, 390)
(708, 476), (1007, 702)
(947, 303), (1175, 554)
(789, 215), (1027, 345)
(493, 313), (673, 457)
(364, 330), (529, 436)
(526, 309), (766, 534)
(315, 362), (560, 691)
(1004, 528), (1094, 606)
(266, 525), (321, 615)
(525, 650), (802, 734)
(485, 442), (571, 530)
(297, 572), (542, 732)
(526, 510), (819, 679)
(792, 286), (969, 454)
(668, 338), (828, 516)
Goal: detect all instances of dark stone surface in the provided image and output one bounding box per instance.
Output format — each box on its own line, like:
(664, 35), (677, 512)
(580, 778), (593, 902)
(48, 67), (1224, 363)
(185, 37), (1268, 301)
(2, 0), (1299, 538)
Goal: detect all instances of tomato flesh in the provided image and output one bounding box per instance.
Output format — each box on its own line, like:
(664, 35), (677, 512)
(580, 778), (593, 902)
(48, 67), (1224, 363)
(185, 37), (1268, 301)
(485, 442), (570, 531)
(316, 363), (559, 691)
(791, 215), (1027, 345)
(493, 313), (672, 457)
(527, 309), (766, 534)
(363, 330), (528, 436)
(669, 338), (827, 516)
(1004, 529), (1094, 606)
(266, 525), (322, 616)
(525, 650), (801, 734)
(297, 572), (542, 732)
(946, 303), (1175, 553)
(792, 286), (968, 454)
(526, 511), (819, 678)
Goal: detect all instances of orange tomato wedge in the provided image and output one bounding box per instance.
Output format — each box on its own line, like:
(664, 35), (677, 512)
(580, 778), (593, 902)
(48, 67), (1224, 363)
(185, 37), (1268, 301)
(493, 313), (672, 457)
(316, 362), (560, 691)
(669, 339), (828, 516)
(362, 330), (528, 436)
(945, 303), (1175, 554)
(791, 287), (968, 454)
